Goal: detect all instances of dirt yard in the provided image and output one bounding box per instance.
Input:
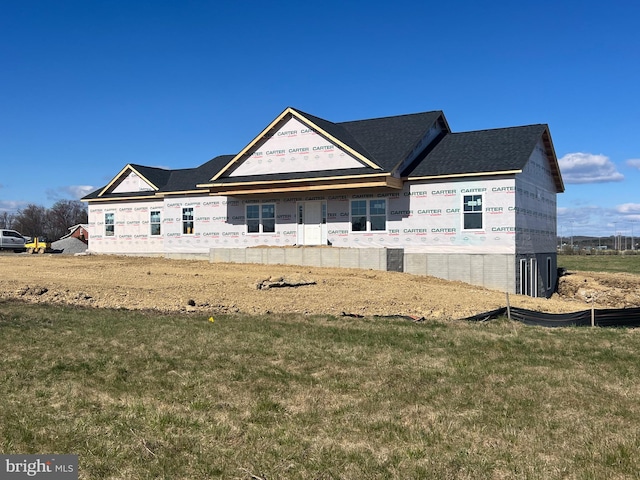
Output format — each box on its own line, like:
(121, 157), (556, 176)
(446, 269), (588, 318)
(1, 254), (639, 319)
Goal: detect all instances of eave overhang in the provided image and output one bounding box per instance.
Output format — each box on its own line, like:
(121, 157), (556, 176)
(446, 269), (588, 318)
(541, 128), (565, 193)
(203, 173), (403, 196)
(81, 194), (158, 203)
(406, 170), (522, 182)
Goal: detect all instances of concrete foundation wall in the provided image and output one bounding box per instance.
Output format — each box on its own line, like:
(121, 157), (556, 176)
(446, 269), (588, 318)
(404, 252), (516, 293)
(210, 247), (516, 294)
(211, 247), (393, 271)
(165, 252), (210, 261)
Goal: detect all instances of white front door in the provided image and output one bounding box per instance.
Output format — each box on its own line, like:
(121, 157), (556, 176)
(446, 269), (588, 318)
(298, 201), (324, 245)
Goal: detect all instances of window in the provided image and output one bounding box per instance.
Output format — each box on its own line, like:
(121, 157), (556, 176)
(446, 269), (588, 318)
(246, 203), (275, 234)
(105, 213), (115, 236)
(547, 257), (552, 291)
(182, 207), (194, 235)
(370, 199), (386, 231)
(350, 199), (386, 232)
(150, 210), (161, 236)
(463, 195), (483, 230)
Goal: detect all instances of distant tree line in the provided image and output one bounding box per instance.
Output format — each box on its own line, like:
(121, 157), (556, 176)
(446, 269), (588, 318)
(0, 200), (88, 241)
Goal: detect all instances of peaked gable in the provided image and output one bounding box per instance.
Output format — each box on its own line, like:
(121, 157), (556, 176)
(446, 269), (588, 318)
(99, 164), (170, 196)
(209, 107), (383, 183)
(227, 116), (367, 177)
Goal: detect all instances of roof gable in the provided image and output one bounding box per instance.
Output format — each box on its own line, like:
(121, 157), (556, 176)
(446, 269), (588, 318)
(225, 116), (367, 177)
(99, 164), (170, 196)
(209, 107), (383, 182)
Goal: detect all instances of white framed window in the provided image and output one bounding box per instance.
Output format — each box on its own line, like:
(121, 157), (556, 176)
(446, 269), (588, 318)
(182, 207), (194, 235)
(463, 194), (483, 230)
(105, 213), (115, 236)
(350, 199), (386, 232)
(150, 210), (161, 236)
(247, 203), (275, 234)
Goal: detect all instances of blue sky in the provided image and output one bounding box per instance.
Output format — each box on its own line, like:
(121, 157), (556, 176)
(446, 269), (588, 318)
(1, 0), (639, 238)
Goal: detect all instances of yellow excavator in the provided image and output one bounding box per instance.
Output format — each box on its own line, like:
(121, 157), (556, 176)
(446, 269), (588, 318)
(24, 237), (52, 254)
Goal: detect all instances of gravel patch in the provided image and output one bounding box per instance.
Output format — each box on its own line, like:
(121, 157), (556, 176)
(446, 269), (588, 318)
(51, 237), (88, 255)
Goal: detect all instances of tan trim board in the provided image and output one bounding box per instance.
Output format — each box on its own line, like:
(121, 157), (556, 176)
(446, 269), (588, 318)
(199, 172), (393, 189)
(212, 180), (402, 196)
(541, 128), (565, 193)
(156, 189), (210, 197)
(406, 170), (522, 182)
(82, 194), (159, 203)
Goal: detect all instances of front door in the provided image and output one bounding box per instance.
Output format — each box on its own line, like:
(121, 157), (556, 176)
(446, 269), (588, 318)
(297, 201), (325, 245)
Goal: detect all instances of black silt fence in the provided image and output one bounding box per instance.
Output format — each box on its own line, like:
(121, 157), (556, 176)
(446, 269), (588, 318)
(464, 306), (640, 328)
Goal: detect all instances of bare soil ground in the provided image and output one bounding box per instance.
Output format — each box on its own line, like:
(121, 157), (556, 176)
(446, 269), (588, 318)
(1, 254), (639, 319)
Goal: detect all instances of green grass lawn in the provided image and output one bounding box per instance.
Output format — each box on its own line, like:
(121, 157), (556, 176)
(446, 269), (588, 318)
(2, 300), (640, 479)
(559, 253), (640, 274)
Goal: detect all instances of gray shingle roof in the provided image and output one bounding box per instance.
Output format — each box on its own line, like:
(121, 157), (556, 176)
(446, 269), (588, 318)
(406, 124), (549, 178)
(159, 155), (234, 192)
(337, 111), (445, 171)
(82, 109), (561, 200)
(285, 108), (446, 172)
(130, 164), (172, 189)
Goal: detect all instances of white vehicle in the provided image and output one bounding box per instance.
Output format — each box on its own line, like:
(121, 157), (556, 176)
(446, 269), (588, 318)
(0, 229), (27, 252)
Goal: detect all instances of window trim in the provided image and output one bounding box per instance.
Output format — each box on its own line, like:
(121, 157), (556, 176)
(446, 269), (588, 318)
(105, 212), (115, 237)
(246, 203), (276, 234)
(462, 194), (484, 231)
(150, 210), (161, 236)
(350, 199), (387, 233)
(182, 207), (194, 235)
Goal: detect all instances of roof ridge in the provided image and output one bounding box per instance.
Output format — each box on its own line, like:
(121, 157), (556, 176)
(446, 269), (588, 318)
(337, 110), (444, 125)
(449, 124), (548, 135)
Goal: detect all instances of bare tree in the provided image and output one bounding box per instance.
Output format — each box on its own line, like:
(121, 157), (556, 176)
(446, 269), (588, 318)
(13, 204), (48, 239)
(0, 211), (14, 229)
(48, 200), (88, 240)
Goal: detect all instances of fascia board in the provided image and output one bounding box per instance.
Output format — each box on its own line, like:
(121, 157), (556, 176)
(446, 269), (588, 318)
(210, 177), (403, 196)
(200, 172), (392, 188)
(156, 189), (210, 197)
(542, 128), (565, 193)
(406, 170), (522, 182)
(82, 194), (158, 203)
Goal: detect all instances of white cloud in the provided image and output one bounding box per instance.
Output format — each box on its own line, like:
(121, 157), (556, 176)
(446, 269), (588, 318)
(46, 185), (96, 201)
(0, 200), (27, 213)
(615, 203), (640, 214)
(558, 152), (624, 184)
(626, 159), (640, 169)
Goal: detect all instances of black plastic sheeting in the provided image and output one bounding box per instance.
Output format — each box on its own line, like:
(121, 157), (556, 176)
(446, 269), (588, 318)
(464, 306), (640, 328)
